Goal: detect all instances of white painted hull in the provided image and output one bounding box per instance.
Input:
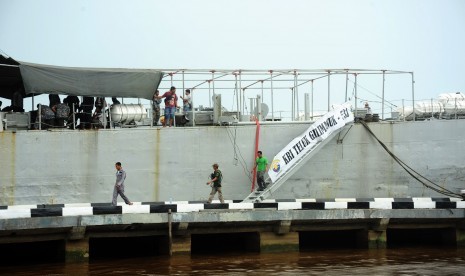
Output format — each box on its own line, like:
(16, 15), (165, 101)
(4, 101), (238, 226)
(1, 120), (464, 205)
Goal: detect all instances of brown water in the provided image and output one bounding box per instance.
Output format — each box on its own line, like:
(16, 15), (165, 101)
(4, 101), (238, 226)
(2, 248), (465, 275)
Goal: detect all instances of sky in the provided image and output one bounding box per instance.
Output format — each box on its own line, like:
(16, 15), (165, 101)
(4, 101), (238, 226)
(1, 0), (464, 118)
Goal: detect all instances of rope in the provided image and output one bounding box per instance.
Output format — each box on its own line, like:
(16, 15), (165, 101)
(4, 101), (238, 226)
(349, 79), (397, 108)
(225, 125), (254, 185)
(360, 120), (462, 199)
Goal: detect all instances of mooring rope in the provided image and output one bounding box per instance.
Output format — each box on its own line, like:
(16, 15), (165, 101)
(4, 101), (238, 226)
(360, 120), (462, 199)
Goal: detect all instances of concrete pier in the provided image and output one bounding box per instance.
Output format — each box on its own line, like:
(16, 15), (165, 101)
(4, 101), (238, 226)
(1, 197), (465, 263)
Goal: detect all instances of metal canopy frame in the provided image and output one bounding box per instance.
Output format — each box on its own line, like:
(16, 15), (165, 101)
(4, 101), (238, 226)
(0, 66), (415, 122)
(156, 69), (414, 122)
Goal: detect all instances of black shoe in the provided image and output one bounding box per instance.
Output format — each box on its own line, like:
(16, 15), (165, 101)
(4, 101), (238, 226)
(257, 188), (264, 191)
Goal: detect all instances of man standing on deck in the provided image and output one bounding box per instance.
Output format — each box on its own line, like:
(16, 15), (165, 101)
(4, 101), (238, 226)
(112, 162), (133, 206)
(152, 90), (162, 126)
(254, 151), (269, 191)
(206, 163), (225, 203)
(365, 102), (372, 115)
(180, 89), (192, 113)
(158, 86), (178, 127)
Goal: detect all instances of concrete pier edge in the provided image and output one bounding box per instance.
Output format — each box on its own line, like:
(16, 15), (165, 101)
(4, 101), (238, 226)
(0, 197), (464, 262)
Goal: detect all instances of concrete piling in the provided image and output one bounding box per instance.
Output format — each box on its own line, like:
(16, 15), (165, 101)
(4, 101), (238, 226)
(259, 232), (299, 253)
(65, 238), (89, 262)
(367, 230), (387, 249)
(456, 229), (465, 247)
(171, 235), (192, 255)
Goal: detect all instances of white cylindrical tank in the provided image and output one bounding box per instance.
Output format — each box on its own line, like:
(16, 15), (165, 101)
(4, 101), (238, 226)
(110, 104), (146, 123)
(397, 100), (444, 120)
(437, 92), (465, 115)
(437, 92), (465, 104)
(443, 101), (465, 115)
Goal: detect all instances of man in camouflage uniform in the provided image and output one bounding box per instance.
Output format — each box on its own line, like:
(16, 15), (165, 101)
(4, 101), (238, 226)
(206, 163), (225, 203)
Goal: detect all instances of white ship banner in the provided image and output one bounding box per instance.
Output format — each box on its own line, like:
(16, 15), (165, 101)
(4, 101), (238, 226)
(268, 102), (354, 183)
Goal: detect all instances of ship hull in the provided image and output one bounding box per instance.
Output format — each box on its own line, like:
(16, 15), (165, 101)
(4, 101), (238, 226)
(1, 120), (464, 205)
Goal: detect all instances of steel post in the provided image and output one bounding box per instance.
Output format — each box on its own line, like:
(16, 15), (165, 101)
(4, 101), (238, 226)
(327, 70), (331, 112)
(354, 74), (358, 117)
(411, 72), (415, 121)
(270, 70), (274, 121)
(382, 70), (385, 120)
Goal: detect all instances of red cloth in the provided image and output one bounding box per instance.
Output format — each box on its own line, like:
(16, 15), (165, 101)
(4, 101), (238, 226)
(161, 91), (178, 107)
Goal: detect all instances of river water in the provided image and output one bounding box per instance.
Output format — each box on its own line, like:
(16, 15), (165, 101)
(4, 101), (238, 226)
(2, 247), (465, 275)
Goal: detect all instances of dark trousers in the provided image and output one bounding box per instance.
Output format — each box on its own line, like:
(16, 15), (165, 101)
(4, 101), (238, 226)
(257, 171), (266, 189)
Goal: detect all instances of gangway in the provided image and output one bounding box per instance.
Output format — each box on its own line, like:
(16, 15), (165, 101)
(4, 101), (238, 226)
(243, 103), (354, 203)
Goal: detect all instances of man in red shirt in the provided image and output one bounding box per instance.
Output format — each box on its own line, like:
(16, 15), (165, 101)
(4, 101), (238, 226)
(159, 86), (178, 127)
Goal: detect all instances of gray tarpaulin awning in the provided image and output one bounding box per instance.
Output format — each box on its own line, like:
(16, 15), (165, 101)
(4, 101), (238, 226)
(19, 62), (164, 100)
(0, 55), (27, 100)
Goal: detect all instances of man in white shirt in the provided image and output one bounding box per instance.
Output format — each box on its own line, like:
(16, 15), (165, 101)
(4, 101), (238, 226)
(181, 89), (192, 113)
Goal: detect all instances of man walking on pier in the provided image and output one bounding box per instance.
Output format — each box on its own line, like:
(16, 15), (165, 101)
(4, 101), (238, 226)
(255, 151), (269, 191)
(206, 163), (225, 203)
(112, 162), (133, 206)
